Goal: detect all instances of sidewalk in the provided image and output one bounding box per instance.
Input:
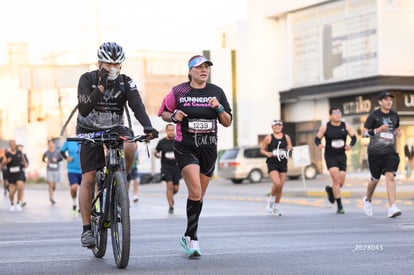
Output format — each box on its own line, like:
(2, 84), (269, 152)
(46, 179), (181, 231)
(4, 171), (414, 204)
(281, 171), (414, 200)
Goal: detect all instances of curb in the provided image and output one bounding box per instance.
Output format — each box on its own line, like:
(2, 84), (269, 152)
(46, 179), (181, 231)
(282, 190), (414, 200)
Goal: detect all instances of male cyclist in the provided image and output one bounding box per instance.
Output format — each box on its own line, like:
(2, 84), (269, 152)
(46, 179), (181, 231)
(76, 42), (158, 248)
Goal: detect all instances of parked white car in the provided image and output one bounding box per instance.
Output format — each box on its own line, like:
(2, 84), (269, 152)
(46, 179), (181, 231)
(217, 146), (319, 184)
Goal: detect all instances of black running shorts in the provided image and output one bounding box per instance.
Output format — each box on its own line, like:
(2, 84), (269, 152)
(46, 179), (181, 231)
(6, 172), (25, 184)
(324, 153), (347, 171)
(173, 142), (217, 177)
(161, 169), (182, 185)
(266, 159), (288, 173)
(368, 153), (400, 180)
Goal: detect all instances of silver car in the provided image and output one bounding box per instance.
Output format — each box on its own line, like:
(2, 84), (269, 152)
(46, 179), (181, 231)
(217, 146), (319, 184)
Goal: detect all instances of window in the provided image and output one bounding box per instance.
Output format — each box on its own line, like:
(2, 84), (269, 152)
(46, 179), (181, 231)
(221, 148), (239, 160)
(244, 148), (264, 159)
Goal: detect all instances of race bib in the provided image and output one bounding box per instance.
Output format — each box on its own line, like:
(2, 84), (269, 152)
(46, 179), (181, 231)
(165, 151), (175, 159)
(188, 119), (215, 133)
(380, 132), (393, 140)
(49, 163), (58, 169)
(331, 139), (345, 148)
(9, 166), (20, 173)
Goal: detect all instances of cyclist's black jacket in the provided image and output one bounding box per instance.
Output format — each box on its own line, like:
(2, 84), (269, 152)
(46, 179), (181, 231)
(76, 70), (153, 134)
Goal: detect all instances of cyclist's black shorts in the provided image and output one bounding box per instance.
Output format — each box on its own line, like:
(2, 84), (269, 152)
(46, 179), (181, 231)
(79, 126), (133, 173)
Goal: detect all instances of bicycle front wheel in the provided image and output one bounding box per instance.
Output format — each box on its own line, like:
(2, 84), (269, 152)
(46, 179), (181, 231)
(91, 185), (108, 258)
(110, 171), (131, 269)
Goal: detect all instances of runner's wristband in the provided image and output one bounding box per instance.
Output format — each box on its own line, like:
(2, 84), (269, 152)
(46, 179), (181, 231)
(350, 135), (357, 147)
(216, 105), (225, 113)
(314, 137), (321, 146)
(171, 110), (178, 123)
(364, 129), (375, 137)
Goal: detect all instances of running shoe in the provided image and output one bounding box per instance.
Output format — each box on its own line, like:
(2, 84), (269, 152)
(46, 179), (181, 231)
(325, 185), (335, 204)
(272, 207), (282, 216)
(180, 236), (191, 253)
(81, 230), (96, 248)
(362, 196), (373, 216)
(168, 207), (174, 214)
(387, 205), (402, 218)
(336, 208), (345, 214)
(71, 209), (78, 217)
(15, 204), (22, 212)
(133, 196), (139, 203)
(180, 236), (201, 258)
(50, 198), (56, 205)
(266, 199), (274, 214)
(9, 205), (15, 212)
(190, 240), (201, 258)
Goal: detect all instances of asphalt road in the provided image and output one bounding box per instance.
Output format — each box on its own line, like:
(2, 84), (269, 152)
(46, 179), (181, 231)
(0, 178), (413, 274)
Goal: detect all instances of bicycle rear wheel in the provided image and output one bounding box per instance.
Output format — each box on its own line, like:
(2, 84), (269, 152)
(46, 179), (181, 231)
(110, 171), (131, 269)
(91, 185), (108, 258)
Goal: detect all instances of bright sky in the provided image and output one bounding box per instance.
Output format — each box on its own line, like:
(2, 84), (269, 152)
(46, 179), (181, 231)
(1, 0), (247, 62)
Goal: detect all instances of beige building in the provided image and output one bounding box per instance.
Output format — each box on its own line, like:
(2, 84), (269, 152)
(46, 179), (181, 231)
(225, 0), (414, 173)
(3, 0), (414, 177)
(0, 43), (194, 179)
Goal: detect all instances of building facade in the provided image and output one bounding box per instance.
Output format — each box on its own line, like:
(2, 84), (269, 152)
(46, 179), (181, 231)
(230, 0), (414, 173)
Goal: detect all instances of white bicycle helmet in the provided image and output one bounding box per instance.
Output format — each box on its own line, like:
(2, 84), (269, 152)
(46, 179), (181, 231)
(97, 42), (125, 64)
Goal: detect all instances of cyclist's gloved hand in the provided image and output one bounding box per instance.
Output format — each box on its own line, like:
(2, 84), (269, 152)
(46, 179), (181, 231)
(98, 68), (109, 87)
(144, 127), (159, 140)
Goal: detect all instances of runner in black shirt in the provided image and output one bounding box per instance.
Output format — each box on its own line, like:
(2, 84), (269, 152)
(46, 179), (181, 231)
(315, 107), (356, 214)
(2, 140), (28, 212)
(155, 124), (181, 214)
(0, 148), (6, 196)
(158, 55), (232, 258)
(362, 91), (401, 218)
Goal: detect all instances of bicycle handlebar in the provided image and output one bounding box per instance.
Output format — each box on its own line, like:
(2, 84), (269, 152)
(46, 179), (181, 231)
(67, 134), (150, 144)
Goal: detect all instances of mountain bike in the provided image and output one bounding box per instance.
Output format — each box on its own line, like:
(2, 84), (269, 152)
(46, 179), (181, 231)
(68, 132), (149, 268)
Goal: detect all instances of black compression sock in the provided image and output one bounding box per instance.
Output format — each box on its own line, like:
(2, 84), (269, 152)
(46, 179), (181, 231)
(199, 200), (203, 215)
(185, 199), (201, 240)
(336, 198), (343, 209)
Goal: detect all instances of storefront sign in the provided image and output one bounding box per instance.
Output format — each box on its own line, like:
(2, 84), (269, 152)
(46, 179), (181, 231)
(342, 96), (371, 115)
(330, 91), (414, 115)
(404, 94), (414, 108)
